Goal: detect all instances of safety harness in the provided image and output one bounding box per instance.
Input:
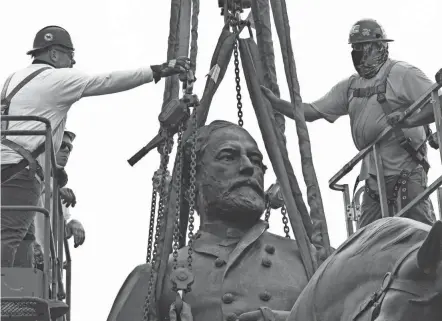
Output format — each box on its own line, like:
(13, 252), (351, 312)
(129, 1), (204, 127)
(352, 60), (433, 213)
(1, 67), (52, 184)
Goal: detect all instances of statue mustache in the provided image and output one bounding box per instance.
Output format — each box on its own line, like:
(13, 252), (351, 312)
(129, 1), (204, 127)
(227, 178), (264, 196)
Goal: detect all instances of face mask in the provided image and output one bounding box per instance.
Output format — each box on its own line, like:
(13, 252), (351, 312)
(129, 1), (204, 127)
(351, 49), (364, 68)
(351, 42), (389, 79)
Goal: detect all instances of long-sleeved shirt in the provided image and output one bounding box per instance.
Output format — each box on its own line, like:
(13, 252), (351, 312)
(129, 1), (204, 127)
(1, 63), (153, 178)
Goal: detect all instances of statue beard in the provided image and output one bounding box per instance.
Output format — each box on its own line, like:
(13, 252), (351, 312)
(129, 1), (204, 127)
(197, 181), (266, 227)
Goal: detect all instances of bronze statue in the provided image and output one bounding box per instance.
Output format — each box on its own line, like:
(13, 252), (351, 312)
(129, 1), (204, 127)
(286, 217), (442, 321)
(107, 120), (311, 321)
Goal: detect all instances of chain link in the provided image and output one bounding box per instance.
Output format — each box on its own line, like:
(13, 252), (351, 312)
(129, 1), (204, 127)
(146, 189), (157, 264)
(264, 201), (271, 223)
(143, 139), (171, 321)
(281, 206), (290, 238)
(172, 124), (184, 271)
(186, 110), (198, 292)
(233, 40), (243, 127)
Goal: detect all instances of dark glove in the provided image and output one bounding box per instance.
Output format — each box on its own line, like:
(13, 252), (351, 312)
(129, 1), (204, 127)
(151, 56), (191, 83)
(265, 181), (284, 209)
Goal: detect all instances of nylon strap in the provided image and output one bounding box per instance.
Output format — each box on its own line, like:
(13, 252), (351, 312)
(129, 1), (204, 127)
(0, 67), (55, 184)
(1, 67), (51, 132)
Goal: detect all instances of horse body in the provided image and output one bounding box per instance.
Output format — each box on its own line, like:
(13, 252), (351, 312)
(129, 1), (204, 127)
(287, 217), (442, 321)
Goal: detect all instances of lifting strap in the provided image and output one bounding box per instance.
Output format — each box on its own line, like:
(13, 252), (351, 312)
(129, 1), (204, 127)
(352, 60), (430, 173)
(1, 67), (52, 184)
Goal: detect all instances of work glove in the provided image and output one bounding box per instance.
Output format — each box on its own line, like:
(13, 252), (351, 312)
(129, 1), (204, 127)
(151, 56), (191, 84)
(60, 187), (76, 208)
(66, 219), (85, 248)
(265, 181), (284, 209)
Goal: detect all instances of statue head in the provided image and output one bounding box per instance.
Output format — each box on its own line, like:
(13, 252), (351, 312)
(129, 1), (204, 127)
(183, 120), (267, 227)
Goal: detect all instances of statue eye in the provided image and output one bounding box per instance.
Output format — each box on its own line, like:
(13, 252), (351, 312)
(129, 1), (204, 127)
(218, 151), (235, 161)
(221, 154), (235, 161)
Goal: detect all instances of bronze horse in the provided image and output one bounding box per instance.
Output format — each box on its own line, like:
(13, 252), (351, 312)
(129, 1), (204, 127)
(286, 217), (442, 321)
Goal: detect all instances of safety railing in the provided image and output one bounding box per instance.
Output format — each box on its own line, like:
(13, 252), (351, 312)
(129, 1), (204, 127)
(328, 71), (442, 237)
(1, 115), (70, 319)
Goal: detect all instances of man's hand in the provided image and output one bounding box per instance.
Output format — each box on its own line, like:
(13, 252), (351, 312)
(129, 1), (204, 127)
(66, 219), (85, 248)
(386, 110), (408, 128)
(60, 187), (76, 208)
(151, 56), (191, 83)
(260, 86), (293, 117)
(265, 182), (284, 209)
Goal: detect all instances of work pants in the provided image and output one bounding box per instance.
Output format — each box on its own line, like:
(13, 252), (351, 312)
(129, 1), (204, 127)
(1, 166), (41, 267)
(358, 167), (436, 229)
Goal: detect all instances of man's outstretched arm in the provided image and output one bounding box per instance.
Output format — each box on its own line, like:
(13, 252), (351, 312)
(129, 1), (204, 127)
(260, 78), (350, 124)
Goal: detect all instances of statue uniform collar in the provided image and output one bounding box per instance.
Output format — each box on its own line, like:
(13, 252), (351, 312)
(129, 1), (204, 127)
(193, 220), (269, 255)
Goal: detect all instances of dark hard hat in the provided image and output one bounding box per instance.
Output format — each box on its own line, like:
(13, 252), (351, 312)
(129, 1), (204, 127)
(63, 130), (76, 142)
(27, 26), (74, 55)
(348, 19), (394, 44)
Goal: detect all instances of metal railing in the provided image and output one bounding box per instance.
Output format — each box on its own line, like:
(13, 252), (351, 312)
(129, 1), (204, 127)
(1, 116), (71, 315)
(328, 72), (442, 237)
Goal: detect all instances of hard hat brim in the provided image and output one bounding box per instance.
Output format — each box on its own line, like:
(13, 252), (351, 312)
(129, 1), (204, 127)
(349, 39), (394, 45)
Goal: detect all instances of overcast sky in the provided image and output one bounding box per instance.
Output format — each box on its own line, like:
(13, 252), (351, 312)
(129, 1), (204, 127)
(1, 0), (441, 320)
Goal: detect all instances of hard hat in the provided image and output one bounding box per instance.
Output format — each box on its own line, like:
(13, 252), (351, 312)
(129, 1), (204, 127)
(348, 19), (394, 44)
(27, 26), (74, 55)
(63, 130), (76, 142)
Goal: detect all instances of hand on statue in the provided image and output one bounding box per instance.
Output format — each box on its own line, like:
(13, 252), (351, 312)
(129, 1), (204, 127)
(151, 56), (191, 83)
(66, 219), (85, 248)
(265, 181), (285, 209)
(60, 187), (76, 208)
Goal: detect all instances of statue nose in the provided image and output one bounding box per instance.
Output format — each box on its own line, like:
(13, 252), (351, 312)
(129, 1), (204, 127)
(239, 156), (254, 176)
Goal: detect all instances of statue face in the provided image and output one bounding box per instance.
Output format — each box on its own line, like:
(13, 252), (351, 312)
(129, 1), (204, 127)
(196, 126), (266, 224)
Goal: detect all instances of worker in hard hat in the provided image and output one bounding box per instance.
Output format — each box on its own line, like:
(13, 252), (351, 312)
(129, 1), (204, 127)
(1, 25), (191, 268)
(261, 19), (437, 228)
(33, 129), (85, 270)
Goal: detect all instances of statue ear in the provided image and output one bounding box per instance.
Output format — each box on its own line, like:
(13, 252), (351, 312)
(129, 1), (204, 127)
(416, 221), (442, 274)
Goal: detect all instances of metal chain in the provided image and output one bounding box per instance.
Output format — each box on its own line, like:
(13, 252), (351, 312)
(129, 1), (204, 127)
(233, 40), (244, 127)
(146, 189), (157, 264)
(281, 206), (290, 238)
(186, 110), (198, 292)
(143, 138), (171, 320)
(264, 201), (271, 223)
(172, 124), (184, 271)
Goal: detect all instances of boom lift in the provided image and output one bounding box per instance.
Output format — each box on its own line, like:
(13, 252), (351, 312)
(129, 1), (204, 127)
(1, 116), (72, 321)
